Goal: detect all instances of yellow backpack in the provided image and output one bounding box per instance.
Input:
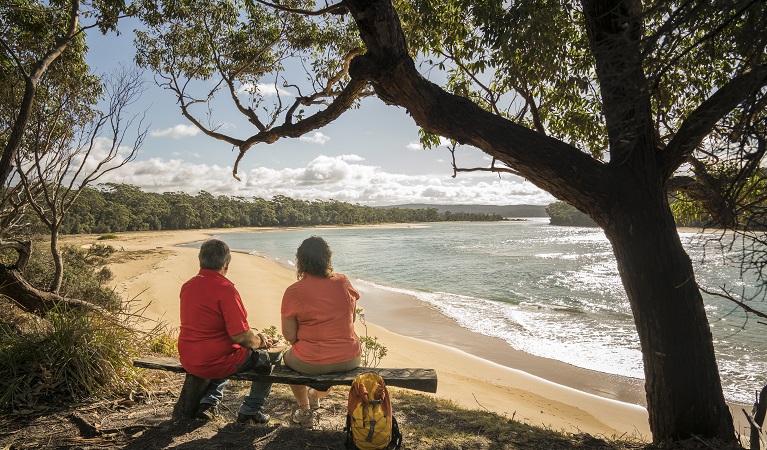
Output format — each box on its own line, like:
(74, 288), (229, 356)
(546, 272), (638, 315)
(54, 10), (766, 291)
(344, 372), (402, 450)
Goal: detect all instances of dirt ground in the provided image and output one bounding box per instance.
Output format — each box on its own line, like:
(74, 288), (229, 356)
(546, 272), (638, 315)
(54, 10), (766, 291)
(0, 374), (751, 450)
(0, 375), (355, 450)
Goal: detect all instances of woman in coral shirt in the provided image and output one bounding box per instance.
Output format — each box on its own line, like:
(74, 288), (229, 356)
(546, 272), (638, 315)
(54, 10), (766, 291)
(281, 236), (361, 427)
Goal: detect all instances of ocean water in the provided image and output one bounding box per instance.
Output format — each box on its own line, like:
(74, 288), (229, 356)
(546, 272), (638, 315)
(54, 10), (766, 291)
(197, 219), (766, 405)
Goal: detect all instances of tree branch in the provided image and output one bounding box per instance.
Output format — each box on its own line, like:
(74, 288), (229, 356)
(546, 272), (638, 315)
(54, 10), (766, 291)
(253, 0), (348, 16)
(232, 74), (370, 178)
(582, 0), (655, 165)
(699, 285), (767, 322)
(177, 92), (246, 148)
(659, 64), (767, 179)
(648, 0), (761, 93)
(285, 48), (362, 124)
(0, 241), (32, 270)
(513, 85), (546, 135)
(344, 0), (609, 212)
(448, 144), (521, 178)
(437, 47), (501, 116)
(202, 14), (272, 131)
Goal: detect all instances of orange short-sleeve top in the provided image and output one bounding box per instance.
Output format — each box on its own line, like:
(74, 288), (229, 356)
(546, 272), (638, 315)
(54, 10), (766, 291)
(281, 273), (361, 365)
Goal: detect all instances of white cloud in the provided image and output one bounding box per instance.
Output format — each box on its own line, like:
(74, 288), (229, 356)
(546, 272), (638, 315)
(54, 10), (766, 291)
(406, 141), (422, 151)
(237, 83), (294, 97)
(406, 137), (462, 151)
(150, 124), (200, 139)
(299, 132), (330, 145)
(99, 153), (555, 206)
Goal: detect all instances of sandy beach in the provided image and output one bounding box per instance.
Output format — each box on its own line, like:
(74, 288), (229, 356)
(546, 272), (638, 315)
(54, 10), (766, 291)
(67, 228), (653, 440)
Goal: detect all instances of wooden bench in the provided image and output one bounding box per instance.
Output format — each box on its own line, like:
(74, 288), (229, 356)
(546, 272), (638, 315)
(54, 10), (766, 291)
(134, 355), (438, 419)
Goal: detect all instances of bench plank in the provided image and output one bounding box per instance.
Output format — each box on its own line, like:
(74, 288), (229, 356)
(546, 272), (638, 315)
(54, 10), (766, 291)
(134, 356), (438, 393)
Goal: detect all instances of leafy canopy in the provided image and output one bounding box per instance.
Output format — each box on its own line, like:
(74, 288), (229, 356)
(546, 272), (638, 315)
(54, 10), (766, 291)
(395, 0), (765, 167)
(134, 0), (363, 145)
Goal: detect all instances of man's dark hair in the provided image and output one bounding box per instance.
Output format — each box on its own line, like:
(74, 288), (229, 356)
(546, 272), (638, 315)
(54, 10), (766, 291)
(199, 239), (232, 270)
(296, 236), (334, 279)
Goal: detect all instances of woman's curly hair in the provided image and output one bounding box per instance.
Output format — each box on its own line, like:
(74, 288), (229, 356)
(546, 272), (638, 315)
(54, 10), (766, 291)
(295, 236), (334, 279)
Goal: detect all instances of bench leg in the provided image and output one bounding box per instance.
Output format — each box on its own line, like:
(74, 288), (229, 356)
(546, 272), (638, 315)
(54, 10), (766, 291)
(173, 373), (210, 419)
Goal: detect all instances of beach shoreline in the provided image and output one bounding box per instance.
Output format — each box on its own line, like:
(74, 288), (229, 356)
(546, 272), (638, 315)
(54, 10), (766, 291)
(354, 284), (648, 406)
(65, 227), (656, 438)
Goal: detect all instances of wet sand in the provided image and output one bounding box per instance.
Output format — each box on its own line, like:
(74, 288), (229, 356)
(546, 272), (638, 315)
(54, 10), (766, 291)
(356, 287), (647, 406)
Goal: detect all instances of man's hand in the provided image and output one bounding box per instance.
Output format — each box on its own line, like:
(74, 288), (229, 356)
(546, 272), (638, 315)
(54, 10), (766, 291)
(256, 332), (274, 349)
(230, 329), (271, 349)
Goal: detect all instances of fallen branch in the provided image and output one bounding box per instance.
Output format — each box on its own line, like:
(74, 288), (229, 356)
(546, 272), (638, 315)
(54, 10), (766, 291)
(0, 240), (104, 316)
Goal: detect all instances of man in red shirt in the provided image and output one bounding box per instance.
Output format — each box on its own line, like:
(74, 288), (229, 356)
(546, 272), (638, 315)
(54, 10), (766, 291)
(178, 239), (272, 423)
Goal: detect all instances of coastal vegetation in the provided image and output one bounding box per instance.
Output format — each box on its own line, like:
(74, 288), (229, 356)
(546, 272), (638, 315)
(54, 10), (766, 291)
(0, 243), (160, 410)
(546, 202), (598, 227)
(129, 0), (767, 443)
(3, 0), (767, 447)
(44, 184), (502, 234)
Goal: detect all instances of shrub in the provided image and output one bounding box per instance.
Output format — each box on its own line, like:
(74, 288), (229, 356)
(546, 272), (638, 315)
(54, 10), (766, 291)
(360, 335), (388, 367)
(0, 305), (143, 410)
(355, 308), (388, 367)
(23, 244), (120, 310)
(259, 325), (286, 347)
(86, 243), (116, 261)
(97, 234), (119, 240)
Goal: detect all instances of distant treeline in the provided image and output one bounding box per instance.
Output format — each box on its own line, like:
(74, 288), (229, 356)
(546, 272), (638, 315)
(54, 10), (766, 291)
(545, 200), (715, 228)
(54, 184), (503, 234)
(545, 201), (599, 227)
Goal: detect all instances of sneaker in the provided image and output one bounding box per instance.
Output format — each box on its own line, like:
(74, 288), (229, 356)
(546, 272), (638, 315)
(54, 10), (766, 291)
(196, 402), (218, 421)
(237, 411), (270, 424)
(291, 408), (314, 428)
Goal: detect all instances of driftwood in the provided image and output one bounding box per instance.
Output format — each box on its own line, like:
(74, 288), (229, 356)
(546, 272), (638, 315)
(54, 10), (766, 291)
(134, 355), (439, 419)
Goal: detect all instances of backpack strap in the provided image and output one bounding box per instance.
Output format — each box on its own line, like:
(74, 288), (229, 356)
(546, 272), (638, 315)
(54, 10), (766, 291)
(388, 416), (403, 450)
(344, 414), (356, 449)
(365, 418), (377, 442)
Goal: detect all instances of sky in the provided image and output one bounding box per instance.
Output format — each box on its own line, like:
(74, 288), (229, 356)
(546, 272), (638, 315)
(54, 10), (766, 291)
(82, 19), (556, 207)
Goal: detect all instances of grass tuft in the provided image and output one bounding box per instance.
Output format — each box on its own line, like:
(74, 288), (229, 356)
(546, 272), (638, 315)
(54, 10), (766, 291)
(0, 304), (142, 410)
(147, 325), (178, 356)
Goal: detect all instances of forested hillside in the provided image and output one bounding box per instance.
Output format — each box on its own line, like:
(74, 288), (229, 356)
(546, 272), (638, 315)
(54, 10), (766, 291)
(50, 184), (503, 234)
(385, 204), (548, 218)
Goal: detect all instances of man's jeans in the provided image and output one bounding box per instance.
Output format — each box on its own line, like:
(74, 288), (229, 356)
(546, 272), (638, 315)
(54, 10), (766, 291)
(200, 349), (272, 414)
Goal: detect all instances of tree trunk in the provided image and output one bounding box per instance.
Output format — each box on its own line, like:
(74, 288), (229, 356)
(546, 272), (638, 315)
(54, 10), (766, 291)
(340, 0), (738, 442)
(752, 384), (767, 450)
(0, 264), (103, 315)
(601, 180), (734, 440)
(49, 229), (63, 294)
(0, 240), (102, 315)
(0, 78), (37, 188)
